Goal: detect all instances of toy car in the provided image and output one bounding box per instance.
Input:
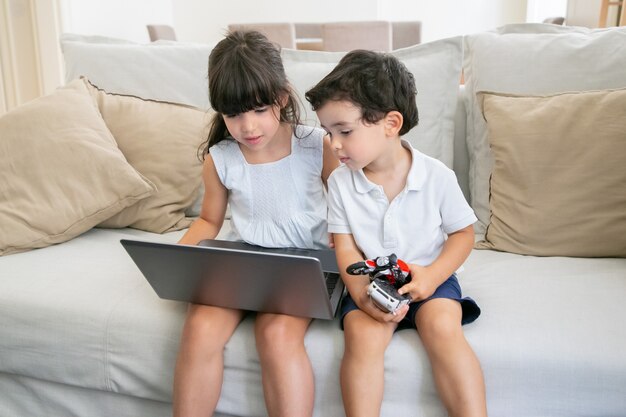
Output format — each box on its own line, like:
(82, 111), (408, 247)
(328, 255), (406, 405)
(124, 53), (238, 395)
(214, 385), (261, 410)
(347, 254), (412, 314)
(367, 278), (412, 314)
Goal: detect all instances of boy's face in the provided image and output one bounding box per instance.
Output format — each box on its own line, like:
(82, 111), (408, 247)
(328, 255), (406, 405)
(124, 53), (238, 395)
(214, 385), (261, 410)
(316, 100), (388, 171)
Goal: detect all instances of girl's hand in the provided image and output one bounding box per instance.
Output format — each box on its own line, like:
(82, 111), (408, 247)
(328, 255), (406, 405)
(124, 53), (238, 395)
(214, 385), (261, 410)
(397, 264), (439, 303)
(354, 283), (409, 324)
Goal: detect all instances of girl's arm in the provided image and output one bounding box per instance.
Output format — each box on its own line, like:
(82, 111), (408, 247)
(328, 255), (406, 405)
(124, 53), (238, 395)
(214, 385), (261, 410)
(334, 233), (408, 323)
(321, 134), (339, 186)
(398, 224), (474, 301)
(178, 155), (228, 245)
(322, 134), (340, 247)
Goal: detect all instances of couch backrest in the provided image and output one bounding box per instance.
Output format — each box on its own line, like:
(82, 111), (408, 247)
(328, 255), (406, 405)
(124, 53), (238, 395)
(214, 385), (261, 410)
(453, 86), (469, 201)
(60, 33), (471, 200)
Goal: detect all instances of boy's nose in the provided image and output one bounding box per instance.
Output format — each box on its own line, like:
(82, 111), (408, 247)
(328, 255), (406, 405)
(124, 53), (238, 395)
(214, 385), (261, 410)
(329, 135), (341, 151)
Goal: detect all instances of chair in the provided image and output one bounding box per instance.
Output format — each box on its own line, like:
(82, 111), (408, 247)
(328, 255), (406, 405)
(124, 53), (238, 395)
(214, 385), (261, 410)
(542, 16), (565, 25)
(294, 23), (323, 51)
(227, 23), (296, 49)
(391, 21), (422, 50)
(321, 21), (392, 52)
(294, 23), (322, 40)
(146, 24), (177, 42)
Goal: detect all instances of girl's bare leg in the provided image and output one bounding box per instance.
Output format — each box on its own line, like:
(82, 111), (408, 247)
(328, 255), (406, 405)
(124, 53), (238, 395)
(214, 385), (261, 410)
(415, 299), (487, 417)
(173, 304), (245, 417)
(340, 310), (396, 417)
(255, 313), (314, 417)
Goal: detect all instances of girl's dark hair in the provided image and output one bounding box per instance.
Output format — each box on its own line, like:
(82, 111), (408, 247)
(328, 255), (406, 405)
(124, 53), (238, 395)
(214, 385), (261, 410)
(199, 30), (302, 158)
(305, 50), (418, 136)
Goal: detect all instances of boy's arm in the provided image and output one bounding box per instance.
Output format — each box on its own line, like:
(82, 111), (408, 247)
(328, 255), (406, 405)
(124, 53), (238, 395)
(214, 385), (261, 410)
(178, 155), (228, 245)
(334, 233), (408, 323)
(398, 224), (474, 301)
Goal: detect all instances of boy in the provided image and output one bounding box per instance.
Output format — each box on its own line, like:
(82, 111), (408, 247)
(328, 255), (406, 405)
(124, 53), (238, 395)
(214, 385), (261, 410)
(306, 50), (487, 417)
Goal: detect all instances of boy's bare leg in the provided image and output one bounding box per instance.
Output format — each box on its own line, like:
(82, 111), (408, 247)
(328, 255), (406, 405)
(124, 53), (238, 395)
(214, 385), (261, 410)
(173, 304), (245, 417)
(416, 298), (487, 417)
(340, 310), (396, 417)
(255, 313), (314, 417)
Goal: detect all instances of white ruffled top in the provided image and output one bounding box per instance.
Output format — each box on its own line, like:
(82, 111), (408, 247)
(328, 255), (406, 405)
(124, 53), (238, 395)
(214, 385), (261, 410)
(210, 125), (328, 249)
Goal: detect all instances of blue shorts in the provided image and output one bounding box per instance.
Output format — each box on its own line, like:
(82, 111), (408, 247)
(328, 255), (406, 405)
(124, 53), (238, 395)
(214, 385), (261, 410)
(340, 274), (481, 330)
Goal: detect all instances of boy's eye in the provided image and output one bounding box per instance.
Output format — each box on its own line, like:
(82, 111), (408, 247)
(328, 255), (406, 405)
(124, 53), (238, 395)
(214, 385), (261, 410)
(340, 130), (352, 136)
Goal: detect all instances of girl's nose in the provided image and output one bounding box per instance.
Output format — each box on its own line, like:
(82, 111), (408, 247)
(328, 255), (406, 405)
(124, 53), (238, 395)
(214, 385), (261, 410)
(241, 113), (255, 132)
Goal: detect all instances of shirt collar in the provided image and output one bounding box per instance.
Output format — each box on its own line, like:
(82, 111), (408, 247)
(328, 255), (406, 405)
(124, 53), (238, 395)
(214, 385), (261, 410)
(352, 139), (427, 194)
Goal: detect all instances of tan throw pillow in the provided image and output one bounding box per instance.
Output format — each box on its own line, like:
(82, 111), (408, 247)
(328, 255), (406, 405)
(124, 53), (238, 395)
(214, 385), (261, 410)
(0, 80), (155, 256)
(475, 88), (626, 257)
(85, 79), (208, 232)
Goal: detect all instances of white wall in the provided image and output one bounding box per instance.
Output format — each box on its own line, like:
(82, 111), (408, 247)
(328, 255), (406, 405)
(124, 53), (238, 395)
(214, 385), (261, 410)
(378, 0), (528, 42)
(526, 0), (568, 22)
(59, 0), (173, 43)
(566, 0), (602, 27)
(54, 0), (576, 45)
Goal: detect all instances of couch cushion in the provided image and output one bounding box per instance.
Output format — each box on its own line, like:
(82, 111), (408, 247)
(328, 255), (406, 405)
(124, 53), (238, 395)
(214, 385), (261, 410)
(475, 88), (626, 257)
(282, 37), (464, 168)
(85, 79), (208, 233)
(0, 80), (155, 255)
(60, 34), (214, 109)
(2, 227), (625, 416)
(463, 24), (626, 233)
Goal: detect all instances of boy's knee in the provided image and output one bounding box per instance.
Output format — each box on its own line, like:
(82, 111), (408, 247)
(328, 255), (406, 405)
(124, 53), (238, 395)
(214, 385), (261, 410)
(343, 313), (394, 356)
(416, 303), (463, 343)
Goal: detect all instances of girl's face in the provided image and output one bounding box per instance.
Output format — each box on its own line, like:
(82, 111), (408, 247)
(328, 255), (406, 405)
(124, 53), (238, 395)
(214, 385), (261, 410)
(222, 104), (283, 151)
(316, 100), (388, 171)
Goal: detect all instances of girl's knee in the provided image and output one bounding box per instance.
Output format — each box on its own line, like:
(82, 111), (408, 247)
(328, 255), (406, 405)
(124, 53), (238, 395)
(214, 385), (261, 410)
(255, 315), (309, 355)
(183, 306), (240, 348)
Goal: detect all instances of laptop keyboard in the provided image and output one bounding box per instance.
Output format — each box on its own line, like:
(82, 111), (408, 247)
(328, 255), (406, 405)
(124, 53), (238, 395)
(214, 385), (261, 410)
(324, 272), (340, 297)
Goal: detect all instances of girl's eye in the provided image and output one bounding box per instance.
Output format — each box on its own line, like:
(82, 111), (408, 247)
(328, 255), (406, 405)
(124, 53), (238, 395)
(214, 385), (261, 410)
(223, 113), (238, 119)
(255, 107), (268, 113)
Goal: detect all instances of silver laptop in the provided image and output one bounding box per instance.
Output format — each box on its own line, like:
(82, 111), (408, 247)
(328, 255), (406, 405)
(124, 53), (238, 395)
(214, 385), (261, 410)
(120, 238), (344, 320)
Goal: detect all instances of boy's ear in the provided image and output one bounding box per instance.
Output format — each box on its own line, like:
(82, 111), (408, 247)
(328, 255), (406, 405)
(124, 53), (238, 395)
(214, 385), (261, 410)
(384, 111), (403, 137)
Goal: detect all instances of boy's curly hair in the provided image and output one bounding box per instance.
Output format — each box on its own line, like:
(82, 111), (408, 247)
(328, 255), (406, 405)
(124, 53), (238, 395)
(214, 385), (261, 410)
(305, 50), (418, 135)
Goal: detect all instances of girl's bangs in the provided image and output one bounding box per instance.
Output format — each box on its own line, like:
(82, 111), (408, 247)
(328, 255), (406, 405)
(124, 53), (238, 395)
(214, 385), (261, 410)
(211, 70), (280, 116)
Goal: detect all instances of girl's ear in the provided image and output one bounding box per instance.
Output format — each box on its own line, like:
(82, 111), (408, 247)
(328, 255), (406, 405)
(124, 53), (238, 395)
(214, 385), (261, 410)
(384, 111), (403, 137)
(279, 92), (289, 109)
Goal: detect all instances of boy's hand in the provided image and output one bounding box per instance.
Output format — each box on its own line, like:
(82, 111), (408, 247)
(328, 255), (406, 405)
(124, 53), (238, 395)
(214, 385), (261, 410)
(354, 284), (409, 323)
(397, 264), (439, 302)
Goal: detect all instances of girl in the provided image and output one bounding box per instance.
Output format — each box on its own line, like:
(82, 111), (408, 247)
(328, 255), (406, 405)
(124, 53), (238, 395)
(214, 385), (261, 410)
(173, 31), (338, 417)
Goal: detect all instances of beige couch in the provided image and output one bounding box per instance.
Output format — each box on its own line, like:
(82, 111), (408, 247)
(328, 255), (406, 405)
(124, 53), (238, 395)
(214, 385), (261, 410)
(1, 24), (625, 417)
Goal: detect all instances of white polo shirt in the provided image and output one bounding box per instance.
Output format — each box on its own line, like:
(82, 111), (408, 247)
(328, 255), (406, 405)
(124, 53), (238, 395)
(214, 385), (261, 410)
(327, 140), (477, 266)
